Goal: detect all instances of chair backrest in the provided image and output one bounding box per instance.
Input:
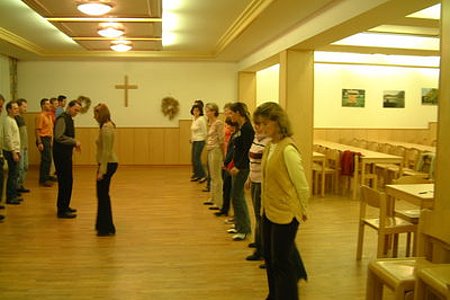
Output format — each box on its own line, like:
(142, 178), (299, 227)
(367, 141), (379, 151)
(392, 175), (431, 185)
(325, 148), (340, 169)
(417, 210), (450, 263)
(416, 152), (436, 179)
(360, 185), (392, 222)
(404, 148), (421, 169)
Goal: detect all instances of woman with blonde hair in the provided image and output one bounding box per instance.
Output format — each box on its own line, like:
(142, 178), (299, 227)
(254, 102), (309, 300)
(94, 103), (119, 237)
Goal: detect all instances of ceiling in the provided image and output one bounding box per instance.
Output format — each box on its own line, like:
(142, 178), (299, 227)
(0, 0), (442, 62)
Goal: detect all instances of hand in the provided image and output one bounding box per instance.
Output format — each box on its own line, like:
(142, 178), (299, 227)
(97, 173), (104, 181)
(301, 214), (308, 222)
(75, 141), (81, 152)
(13, 152), (20, 162)
(230, 167), (239, 176)
(37, 143), (44, 152)
(244, 180), (251, 190)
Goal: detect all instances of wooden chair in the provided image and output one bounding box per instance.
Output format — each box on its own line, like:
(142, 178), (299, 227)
(414, 264), (450, 300)
(402, 149), (429, 178)
(357, 185), (416, 260)
(366, 209), (450, 300)
(312, 148), (340, 195)
(376, 145), (406, 185)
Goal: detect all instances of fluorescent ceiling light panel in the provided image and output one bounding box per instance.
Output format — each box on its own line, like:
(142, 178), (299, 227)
(407, 4), (441, 19)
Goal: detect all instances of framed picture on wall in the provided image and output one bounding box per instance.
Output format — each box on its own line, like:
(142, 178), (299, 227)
(383, 90), (405, 108)
(421, 88), (438, 105)
(342, 89), (365, 107)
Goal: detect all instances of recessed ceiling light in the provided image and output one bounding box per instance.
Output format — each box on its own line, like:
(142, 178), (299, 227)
(111, 39), (132, 52)
(98, 22), (124, 38)
(77, 1), (113, 16)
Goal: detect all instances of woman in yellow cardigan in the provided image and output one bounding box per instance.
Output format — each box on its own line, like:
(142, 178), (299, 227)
(254, 102), (309, 300)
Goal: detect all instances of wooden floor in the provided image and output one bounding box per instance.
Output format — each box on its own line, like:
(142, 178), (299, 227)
(0, 166), (407, 299)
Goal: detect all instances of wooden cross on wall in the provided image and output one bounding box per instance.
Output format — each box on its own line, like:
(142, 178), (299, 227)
(115, 75), (138, 107)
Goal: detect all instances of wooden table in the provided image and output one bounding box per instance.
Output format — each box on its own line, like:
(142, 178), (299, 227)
(415, 264), (450, 300)
(385, 183), (434, 209)
(313, 151), (326, 196)
(315, 140), (404, 199)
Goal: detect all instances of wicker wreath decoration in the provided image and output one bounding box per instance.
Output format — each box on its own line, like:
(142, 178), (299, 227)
(77, 95), (92, 114)
(161, 96), (179, 120)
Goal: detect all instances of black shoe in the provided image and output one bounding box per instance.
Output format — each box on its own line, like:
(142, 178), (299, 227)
(97, 231), (115, 237)
(246, 253), (264, 261)
(202, 188), (210, 192)
(208, 206), (220, 210)
(57, 212), (76, 219)
(6, 199), (21, 205)
(39, 181), (53, 187)
(0, 204), (5, 210)
(0, 215), (5, 221)
(203, 201), (213, 205)
(214, 211), (227, 217)
(248, 242), (256, 248)
(190, 177), (200, 182)
(68, 207), (77, 213)
(259, 263), (267, 269)
(17, 186), (30, 193)
(48, 176), (58, 182)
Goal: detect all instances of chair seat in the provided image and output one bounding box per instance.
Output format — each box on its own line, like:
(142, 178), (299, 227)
(395, 209), (420, 224)
(363, 217), (416, 231)
(369, 257), (431, 286)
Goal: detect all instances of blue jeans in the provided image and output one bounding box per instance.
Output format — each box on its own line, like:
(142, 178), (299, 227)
(17, 148), (28, 188)
(251, 182), (263, 256)
(231, 169), (251, 234)
(191, 141), (206, 178)
(3, 150), (19, 201)
(39, 137), (52, 183)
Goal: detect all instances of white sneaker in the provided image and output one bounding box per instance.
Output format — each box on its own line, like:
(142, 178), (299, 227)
(224, 218), (235, 224)
(232, 233), (247, 241)
(227, 228), (238, 234)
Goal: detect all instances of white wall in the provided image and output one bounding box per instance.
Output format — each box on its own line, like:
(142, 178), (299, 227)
(255, 61), (439, 128)
(0, 55), (10, 101)
(256, 64), (279, 105)
(314, 63), (438, 128)
(18, 61), (237, 127)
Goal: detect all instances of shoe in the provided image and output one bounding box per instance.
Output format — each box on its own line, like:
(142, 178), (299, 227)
(0, 215), (5, 221)
(97, 231), (115, 237)
(48, 175), (58, 182)
(246, 253), (264, 261)
(202, 188), (210, 192)
(208, 206), (220, 210)
(227, 228), (238, 234)
(0, 204), (5, 210)
(17, 186), (30, 193)
(232, 233), (247, 241)
(259, 263), (267, 269)
(57, 212), (76, 219)
(68, 207), (77, 213)
(190, 177), (200, 182)
(39, 181), (53, 187)
(16, 197), (24, 202)
(198, 177), (207, 183)
(6, 199), (21, 205)
(203, 201), (213, 205)
(214, 211), (227, 217)
(224, 218), (235, 224)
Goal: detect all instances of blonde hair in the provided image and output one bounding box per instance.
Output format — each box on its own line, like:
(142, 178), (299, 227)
(94, 103), (115, 128)
(253, 102), (293, 138)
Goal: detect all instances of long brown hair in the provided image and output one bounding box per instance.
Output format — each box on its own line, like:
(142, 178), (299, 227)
(94, 103), (115, 128)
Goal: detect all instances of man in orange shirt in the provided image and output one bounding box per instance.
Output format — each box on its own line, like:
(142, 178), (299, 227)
(35, 98), (54, 187)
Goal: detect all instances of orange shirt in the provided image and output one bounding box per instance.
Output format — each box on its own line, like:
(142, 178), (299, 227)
(35, 112), (54, 137)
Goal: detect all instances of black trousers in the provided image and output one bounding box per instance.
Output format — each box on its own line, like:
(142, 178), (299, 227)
(96, 163), (118, 234)
(53, 149), (73, 214)
(262, 214), (307, 300)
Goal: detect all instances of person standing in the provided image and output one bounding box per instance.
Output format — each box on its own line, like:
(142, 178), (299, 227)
(15, 98), (30, 193)
(0, 95), (6, 218)
(53, 100), (81, 219)
(55, 95), (67, 118)
(189, 104), (207, 182)
(228, 102), (255, 241)
(93, 103), (118, 236)
(255, 102), (309, 300)
(2, 100), (22, 205)
(35, 98), (54, 187)
(203, 103), (224, 210)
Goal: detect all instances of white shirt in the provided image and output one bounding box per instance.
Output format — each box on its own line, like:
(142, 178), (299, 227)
(2, 115), (21, 152)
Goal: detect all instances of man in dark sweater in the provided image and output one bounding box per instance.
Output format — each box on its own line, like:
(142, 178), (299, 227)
(53, 100), (81, 219)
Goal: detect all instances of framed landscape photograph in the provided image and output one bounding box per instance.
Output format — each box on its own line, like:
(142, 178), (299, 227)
(342, 89), (365, 107)
(421, 88), (438, 105)
(383, 90), (405, 108)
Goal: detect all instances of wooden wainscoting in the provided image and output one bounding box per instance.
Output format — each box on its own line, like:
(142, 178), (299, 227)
(314, 122), (437, 146)
(23, 113), (193, 166)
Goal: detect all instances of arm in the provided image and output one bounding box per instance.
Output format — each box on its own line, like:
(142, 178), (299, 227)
(34, 115), (44, 151)
(284, 145), (310, 220)
(233, 122), (254, 170)
(54, 117), (76, 146)
(98, 125), (114, 177)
